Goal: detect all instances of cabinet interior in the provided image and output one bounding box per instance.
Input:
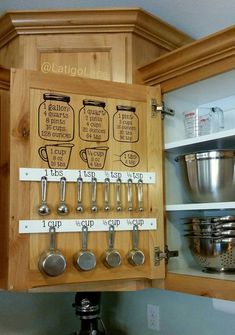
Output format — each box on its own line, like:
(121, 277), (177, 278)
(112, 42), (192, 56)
(163, 69), (235, 280)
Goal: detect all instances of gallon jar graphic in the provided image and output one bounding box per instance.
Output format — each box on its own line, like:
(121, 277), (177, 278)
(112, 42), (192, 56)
(113, 105), (139, 142)
(79, 99), (109, 142)
(38, 93), (74, 142)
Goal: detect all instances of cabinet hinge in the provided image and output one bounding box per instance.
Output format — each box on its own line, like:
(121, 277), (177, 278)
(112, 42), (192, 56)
(151, 98), (175, 119)
(154, 245), (179, 266)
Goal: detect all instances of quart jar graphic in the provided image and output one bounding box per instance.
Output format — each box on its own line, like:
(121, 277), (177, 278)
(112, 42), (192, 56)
(113, 105), (139, 142)
(79, 99), (109, 142)
(38, 93), (74, 142)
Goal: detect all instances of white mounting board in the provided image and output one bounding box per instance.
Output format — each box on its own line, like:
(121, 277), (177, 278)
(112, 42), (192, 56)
(19, 218), (157, 234)
(19, 168), (155, 184)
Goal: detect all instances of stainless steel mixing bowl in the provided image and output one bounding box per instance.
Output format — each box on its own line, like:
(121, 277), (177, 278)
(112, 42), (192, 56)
(176, 150), (235, 202)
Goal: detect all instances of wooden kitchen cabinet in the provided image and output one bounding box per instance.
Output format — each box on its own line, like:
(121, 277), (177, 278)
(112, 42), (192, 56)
(0, 8), (192, 293)
(137, 25), (235, 300)
(0, 8), (192, 84)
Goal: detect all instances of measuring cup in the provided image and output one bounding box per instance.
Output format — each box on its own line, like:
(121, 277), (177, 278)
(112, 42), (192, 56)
(102, 225), (122, 268)
(183, 106), (224, 138)
(74, 225), (96, 271)
(127, 225), (145, 266)
(38, 226), (67, 277)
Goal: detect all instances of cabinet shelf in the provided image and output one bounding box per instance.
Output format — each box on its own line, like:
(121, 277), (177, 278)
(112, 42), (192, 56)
(164, 128), (235, 154)
(166, 202), (235, 211)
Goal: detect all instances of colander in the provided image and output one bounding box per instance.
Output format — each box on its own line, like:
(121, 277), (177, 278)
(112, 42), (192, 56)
(187, 236), (235, 273)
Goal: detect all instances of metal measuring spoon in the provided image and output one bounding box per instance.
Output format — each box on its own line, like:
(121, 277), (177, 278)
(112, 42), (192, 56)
(38, 176), (51, 216)
(57, 177), (69, 215)
(91, 177), (98, 212)
(137, 179), (144, 212)
(104, 177), (110, 211)
(102, 225), (122, 268)
(127, 224), (145, 266)
(38, 226), (67, 277)
(116, 178), (122, 211)
(127, 179), (133, 211)
(76, 177), (84, 213)
(74, 225), (96, 271)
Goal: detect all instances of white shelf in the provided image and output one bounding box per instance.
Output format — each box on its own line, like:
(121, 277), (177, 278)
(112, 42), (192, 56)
(166, 202), (235, 211)
(168, 268), (235, 281)
(164, 128), (235, 154)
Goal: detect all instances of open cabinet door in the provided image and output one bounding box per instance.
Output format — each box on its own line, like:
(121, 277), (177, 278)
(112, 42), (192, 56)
(8, 68), (165, 291)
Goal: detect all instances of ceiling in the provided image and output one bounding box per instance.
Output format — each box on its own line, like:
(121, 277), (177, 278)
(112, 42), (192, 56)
(0, 0), (234, 39)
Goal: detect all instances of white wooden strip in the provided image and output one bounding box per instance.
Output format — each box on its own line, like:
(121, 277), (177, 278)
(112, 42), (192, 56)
(19, 218), (157, 234)
(19, 168), (155, 184)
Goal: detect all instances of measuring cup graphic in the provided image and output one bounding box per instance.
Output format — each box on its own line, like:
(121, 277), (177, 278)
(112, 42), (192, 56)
(183, 107), (224, 138)
(38, 143), (74, 169)
(80, 147), (109, 169)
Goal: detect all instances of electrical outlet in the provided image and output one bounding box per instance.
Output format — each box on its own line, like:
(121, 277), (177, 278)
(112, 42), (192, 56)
(147, 304), (160, 331)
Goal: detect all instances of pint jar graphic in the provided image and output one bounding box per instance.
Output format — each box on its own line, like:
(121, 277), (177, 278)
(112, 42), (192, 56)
(79, 99), (109, 142)
(38, 93), (75, 142)
(113, 105), (139, 143)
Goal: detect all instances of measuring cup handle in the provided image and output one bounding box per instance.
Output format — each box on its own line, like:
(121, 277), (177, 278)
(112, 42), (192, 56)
(108, 225), (115, 249)
(212, 107), (224, 130)
(81, 225), (88, 250)
(133, 224), (139, 250)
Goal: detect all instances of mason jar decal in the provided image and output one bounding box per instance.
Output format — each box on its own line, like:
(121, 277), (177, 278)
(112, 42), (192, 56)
(38, 93), (74, 142)
(113, 105), (139, 143)
(79, 100), (109, 142)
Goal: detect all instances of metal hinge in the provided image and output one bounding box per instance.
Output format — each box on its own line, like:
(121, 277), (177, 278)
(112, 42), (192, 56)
(154, 245), (179, 266)
(151, 98), (175, 119)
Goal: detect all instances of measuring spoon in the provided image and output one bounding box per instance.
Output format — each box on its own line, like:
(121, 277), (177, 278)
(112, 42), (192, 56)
(74, 225), (96, 271)
(104, 177), (110, 211)
(76, 177), (84, 213)
(137, 179), (144, 212)
(38, 176), (50, 216)
(38, 226), (67, 277)
(127, 224), (145, 266)
(127, 179), (133, 211)
(116, 178), (122, 211)
(91, 177), (98, 212)
(57, 177), (69, 215)
(102, 225), (122, 268)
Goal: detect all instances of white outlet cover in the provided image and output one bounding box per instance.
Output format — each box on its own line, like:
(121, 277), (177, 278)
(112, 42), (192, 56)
(147, 304), (160, 331)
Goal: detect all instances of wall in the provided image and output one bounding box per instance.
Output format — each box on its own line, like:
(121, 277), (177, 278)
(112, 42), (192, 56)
(0, 291), (80, 335)
(102, 289), (235, 335)
(0, 288), (235, 334)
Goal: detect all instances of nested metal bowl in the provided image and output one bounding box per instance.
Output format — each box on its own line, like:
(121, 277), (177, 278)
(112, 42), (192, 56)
(176, 150), (235, 202)
(187, 236), (235, 272)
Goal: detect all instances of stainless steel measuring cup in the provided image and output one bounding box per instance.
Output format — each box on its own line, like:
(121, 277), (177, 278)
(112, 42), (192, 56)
(38, 226), (67, 277)
(74, 225), (96, 271)
(102, 225), (122, 268)
(127, 224), (145, 266)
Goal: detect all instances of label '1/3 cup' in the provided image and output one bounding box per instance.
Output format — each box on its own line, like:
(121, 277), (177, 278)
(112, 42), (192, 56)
(38, 93), (74, 142)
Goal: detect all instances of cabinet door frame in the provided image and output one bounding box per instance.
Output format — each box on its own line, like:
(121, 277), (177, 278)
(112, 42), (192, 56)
(8, 68), (164, 291)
